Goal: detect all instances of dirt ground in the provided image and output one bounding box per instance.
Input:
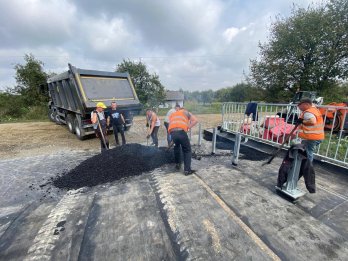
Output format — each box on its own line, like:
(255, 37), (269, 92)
(0, 114), (222, 159)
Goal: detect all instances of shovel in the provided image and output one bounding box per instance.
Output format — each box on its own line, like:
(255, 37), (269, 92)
(97, 114), (109, 150)
(261, 122), (299, 166)
(166, 141), (174, 151)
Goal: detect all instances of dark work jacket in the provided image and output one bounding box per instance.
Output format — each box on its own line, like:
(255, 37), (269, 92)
(277, 144), (316, 193)
(245, 102), (258, 121)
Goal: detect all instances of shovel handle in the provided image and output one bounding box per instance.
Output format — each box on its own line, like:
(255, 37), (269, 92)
(96, 114), (108, 150)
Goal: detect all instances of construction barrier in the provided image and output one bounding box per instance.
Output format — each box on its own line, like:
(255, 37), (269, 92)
(221, 102), (348, 168)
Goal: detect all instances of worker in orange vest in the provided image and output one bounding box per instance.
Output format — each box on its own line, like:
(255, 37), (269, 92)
(168, 104), (198, 175)
(297, 98), (325, 162)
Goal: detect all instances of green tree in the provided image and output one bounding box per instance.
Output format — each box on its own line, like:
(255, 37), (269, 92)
(183, 90), (215, 104)
(116, 59), (166, 108)
(215, 83), (264, 102)
(200, 90), (214, 104)
(10, 54), (48, 105)
(0, 92), (26, 121)
(249, 0), (348, 102)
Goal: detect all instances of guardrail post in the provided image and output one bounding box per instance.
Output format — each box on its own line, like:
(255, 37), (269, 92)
(212, 127), (217, 154)
(198, 123), (202, 146)
(275, 149), (306, 200)
(232, 133), (241, 166)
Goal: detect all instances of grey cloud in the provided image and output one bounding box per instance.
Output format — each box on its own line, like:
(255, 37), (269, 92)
(73, 0), (222, 52)
(0, 1), (76, 49)
(0, 0), (324, 91)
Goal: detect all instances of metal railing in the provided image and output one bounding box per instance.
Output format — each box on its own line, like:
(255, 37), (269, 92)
(221, 102), (348, 168)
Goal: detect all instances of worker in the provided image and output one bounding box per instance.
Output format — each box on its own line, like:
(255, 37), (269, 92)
(146, 109), (161, 147)
(163, 105), (177, 146)
(91, 102), (109, 152)
(108, 101), (126, 146)
(168, 104), (198, 175)
(296, 98), (325, 162)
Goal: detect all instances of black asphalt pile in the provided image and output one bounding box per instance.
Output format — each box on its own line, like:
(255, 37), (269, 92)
(52, 144), (175, 190)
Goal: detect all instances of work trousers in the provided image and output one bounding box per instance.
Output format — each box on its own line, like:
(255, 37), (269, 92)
(301, 139), (322, 162)
(113, 124), (126, 145)
(164, 122), (172, 145)
(171, 130), (192, 172)
(151, 126), (160, 147)
(95, 129), (109, 153)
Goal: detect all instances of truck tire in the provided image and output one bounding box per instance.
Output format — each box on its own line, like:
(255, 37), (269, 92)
(48, 109), (56, 122)
(49, 108), (62, 125)
(55, 114), (62, 124)
(74, 118), (85, 140)
(66, 114), (75, 133)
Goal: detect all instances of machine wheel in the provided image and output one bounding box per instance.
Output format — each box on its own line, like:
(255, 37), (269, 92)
(333, 115), (342, 132)
(324, 115), (341, 132)
(66, 114), (75, 133)
(74, 118), (85, 140)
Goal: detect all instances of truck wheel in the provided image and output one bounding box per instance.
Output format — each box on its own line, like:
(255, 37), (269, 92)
(48, 109), (56, 122)
(66, 114), (75, 133)
(49, 109), (62, 125)
(74, 118), (85, 140)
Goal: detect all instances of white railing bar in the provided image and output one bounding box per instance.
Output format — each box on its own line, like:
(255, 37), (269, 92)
(334, 111), (347, 160)
(325, 109), (338, 157)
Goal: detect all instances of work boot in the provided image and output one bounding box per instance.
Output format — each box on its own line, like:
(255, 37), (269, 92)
(175, 164), (181, 171)
(184, 170), (196, 176)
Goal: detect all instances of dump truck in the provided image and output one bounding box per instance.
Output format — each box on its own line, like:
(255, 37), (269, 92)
(46, 64), (141, 139)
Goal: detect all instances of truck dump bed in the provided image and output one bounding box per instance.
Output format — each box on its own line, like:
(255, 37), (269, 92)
(47, 64), (141, 139)
(48, 64), (140, 115)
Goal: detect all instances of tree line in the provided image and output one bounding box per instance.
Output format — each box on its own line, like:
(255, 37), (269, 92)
(1, 0), (347, 122)
(183, 83), (265, 104)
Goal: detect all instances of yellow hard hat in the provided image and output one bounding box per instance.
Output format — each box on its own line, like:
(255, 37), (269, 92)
(96, 102), (107, 109)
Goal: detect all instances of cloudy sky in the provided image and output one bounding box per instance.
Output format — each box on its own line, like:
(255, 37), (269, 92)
(0, 0), (323, 92)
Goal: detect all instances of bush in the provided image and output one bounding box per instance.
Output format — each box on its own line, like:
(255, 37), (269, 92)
(22, 105), (48, 121)
(0, 92), (48, 123)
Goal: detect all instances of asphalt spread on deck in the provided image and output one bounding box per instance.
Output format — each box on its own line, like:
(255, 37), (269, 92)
(0, 141), (347, 260)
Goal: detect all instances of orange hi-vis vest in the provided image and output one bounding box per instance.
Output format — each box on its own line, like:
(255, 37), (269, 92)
(168, 109), (189, 132)
(298, 106), (325, 140)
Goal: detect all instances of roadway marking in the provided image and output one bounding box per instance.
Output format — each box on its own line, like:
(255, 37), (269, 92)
(194, 174), (281, 261)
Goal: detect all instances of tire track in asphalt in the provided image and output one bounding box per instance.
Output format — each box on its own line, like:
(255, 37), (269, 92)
(150, 172), (188, 261)
(24, 189), (91, 261)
